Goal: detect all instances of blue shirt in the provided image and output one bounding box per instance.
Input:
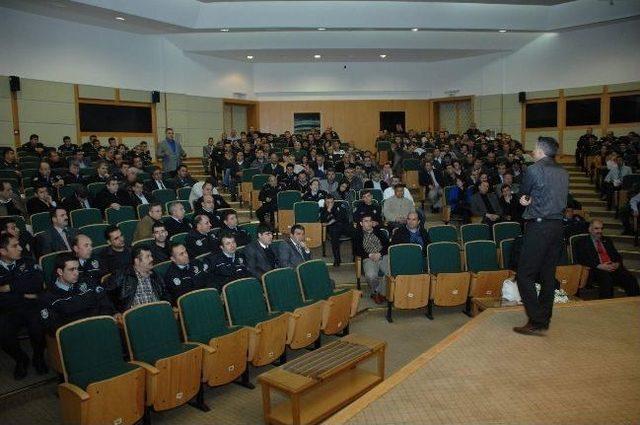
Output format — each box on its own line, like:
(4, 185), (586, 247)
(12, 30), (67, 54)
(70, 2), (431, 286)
(167, 139), (177, 154)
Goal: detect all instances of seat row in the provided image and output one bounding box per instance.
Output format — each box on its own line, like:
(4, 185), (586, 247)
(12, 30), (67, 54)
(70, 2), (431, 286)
(53, 260), (361, 425)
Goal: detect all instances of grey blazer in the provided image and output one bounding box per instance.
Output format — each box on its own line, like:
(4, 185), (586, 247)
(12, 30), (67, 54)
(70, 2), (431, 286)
(470, 192), (503, 218)
(243, 240), (278, 278)
(37, 227), (78, 258)
(156, 138), (186, 172)
(277, 238), (311, 269)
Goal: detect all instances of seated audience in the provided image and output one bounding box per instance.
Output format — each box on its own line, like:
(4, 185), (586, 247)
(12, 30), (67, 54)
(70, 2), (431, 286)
(96, 177), (131, 213)
(0, 180), (26, 217)
(382, 184), (415, 230)
(363, 171), (389, 192)
(144, 167), (173, 192)
(0, 234), (46, 379)
(354, 215), (389, 304)
(107, 245), (166, 312)
(58, 136), (78, 156)
(32, 161), (64, 190)
(303, 178), (327, 204)
(99, 225), (132, 271)
(573, 220), (639, 299)
(256, 175), (279, 225)
(243, 224), (279, 278)
(185, 214), (219, 258)
(320, 169), (339, 195)
(148, 222), (171, 264)
(40, 252), (116, 334)
(37, 208), (78, 257)
(133, 202), (163, 243)
(277, 224), (312, 268)
(471, 180), (502, 225)
(390, 211), (430, 256)
(27, 185), (57, 215)
(602, 156), (631, 209)
(383, 176), (414, 201)
(219, 211), (250, 246)
(353, 190), (382, 225)
(206, 233), (251, 290)
(621, 190), (640, 236)
(72, 234), (103, 285)
(129, 180), (153, 207)
(498, 184), (522, 222)
(0, 216), (34, 259)
(562, 208), (589, 241)
(175, 165), (196, 188)
(88, 161), (111, 184)
(320, 194), (351, 266)
(63, 161), (86, 185)
(61, 186), (93, 211)
(419, 161), (443, 212)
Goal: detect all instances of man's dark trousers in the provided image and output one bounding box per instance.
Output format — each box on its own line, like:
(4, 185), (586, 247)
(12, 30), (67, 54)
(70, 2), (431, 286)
(516, 220), (564, 328)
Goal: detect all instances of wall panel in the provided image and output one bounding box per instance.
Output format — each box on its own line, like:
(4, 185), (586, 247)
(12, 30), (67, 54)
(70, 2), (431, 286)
(0, 76), (12, 148)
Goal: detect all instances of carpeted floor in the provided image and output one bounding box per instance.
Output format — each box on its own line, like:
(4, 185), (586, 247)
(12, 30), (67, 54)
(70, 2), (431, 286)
(332, 298), (640, 425)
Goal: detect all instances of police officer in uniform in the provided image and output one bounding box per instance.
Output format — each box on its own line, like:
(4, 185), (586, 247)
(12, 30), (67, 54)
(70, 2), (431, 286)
(163, 244), (210, 305)
(320, 194), (351, 267)
(353, 190), (382, 226)
(206, 233), (251, 290)
(514, 137), (569, 336)
(185, 215), (220, 258)
(39, 253), (116, 334)
(0, 234), (46, 379)
(72, 234), (104, 285)
(256, 175), (279, 225)
(218, 211), (250, 247)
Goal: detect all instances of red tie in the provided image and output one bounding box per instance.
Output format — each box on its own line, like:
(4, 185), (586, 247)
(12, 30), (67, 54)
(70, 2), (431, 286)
(595, 239), (611, 264)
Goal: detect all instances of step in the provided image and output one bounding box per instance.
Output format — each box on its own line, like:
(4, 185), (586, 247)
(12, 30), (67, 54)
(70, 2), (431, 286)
(571, 191), (601, 199)
(574, 198), (607, 207)
(569, 176), (591, 184)
(588, 209), (616, 218)
(604, 233), (637, 249)
(620, 250), (640, 261)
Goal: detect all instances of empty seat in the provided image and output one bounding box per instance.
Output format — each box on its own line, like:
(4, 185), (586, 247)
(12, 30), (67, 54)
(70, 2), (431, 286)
(460, 223), (491, 244)
(106, 206), (136, 225)
(428, 225), (458, 243)
(276, 190), (302, 234)
(70, 208), (102, 228)
(493, 221), (521, 245)
(385, 243), (430, 322)
(426, 242), (471, 319)
(464, 240), (512, 309)
(78, 224), (109, 246)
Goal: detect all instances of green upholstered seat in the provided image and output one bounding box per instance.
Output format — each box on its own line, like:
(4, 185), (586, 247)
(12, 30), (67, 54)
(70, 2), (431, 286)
(59, 316), (138, 391)
(58, 183), (82, 200)
(118, 220), (139, 245)
(493, 221), (522, 245)
(500, 238), (515, 269)
(70, 208), (102, 228)
(297, 259), (347, 302)
(427, 242), (463, 274)
(251, 174), (270, 191)
(86, 182), (105, 198)
(223, 278), (282, 328)
(428, 225), (458, 243)
(106, 206), (136, 225)
(242, 168), (261, 183)
(569, 233), (590, 264)
(137, 203), (154, 218)
(152, 189), (176, 206)
(465, 240), (500, 272)
(91, 244), (108, 259)
(124, 302), (196, 365)
(389, 244), (424, 276)
(294, 201), (320, 223)
(460, 223), (491, 243)
(169, 232), (188, 245)
(263, 268), (309, 313)
(176, 187), (192, 200)
(30, 212), (52, 234)
(178, 289), (236, 344)
(40, 250), (70, 286)
(78, 224), (109, 246)
(277, 190), (302, 209)
(152, 261), (172, 279)
(238, 222), (258, 242)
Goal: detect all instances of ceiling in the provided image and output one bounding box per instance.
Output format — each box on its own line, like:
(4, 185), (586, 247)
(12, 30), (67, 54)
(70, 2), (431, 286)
(1, 0), (639, 63)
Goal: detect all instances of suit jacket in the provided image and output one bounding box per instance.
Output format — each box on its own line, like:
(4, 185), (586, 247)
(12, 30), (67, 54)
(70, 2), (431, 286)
(129, 192), (154, 209)
(470, 192), (503, 217)
(61, 196), (93, 213)
(390, 226), (431, 256)
(243, 240), (279, 278)
(27, 197), (55, 215)
(145, 179), (173, 193)
(38, 227), (78, 258)
(574, 235), (622, 269)
(363, 180), (389, 192)
(96, 188), (132, 212)
(277, 238), (311, 269)
(156, 139), (186, 172)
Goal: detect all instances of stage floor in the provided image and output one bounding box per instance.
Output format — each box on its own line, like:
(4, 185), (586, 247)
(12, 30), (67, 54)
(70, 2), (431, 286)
(329, 298), (640, 425)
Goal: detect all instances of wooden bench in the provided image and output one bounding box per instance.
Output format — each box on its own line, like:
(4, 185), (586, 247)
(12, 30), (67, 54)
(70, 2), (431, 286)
(258, 334), (386, 425)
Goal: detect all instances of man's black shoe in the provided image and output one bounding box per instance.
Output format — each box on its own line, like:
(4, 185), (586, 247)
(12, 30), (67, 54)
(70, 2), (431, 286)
(14, 358), (28, 380)
(513, 322), (547, 336)
(34, 358), (49, 375)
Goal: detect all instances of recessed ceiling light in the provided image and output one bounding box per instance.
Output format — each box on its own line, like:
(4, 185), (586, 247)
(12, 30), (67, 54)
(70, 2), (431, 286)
(317, 27), (326, 31)
(499, 29), (507, 33)
(220, 28), (230, 32)
(115, 16), (125, 21)
(246, 55), (254, 59)
(379, 54), (387, 58)
(411, 28), (419, 32)
(314, 54), (322, 59)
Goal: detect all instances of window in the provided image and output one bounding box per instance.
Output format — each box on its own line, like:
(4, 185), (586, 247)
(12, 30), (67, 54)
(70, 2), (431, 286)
(79, 103), (153, 133)
(610, 94), (640, 124)
(380, 111), (406, 133)
(566, 98), (601, 126)
(525, 102), (557, 128)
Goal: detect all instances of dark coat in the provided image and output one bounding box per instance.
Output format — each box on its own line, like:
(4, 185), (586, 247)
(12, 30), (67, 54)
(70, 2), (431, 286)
(574, 235), (622, 269)
(277, 238), (312, 269)
(390, 226), (431, 256)
(37, 227), (78, 258)
(243, 240), (279, 279)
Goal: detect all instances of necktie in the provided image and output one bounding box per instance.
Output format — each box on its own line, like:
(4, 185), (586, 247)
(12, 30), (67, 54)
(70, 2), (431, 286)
(159, 181), (165, 190)
(595, 239), (611, 264)
(61, 228), (71, 250)
(294, 242), (304, 259)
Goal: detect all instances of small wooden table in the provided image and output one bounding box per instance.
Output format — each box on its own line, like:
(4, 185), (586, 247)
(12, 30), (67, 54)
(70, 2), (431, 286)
(258, 334), (386, 425)
(471, 296), (582, 317)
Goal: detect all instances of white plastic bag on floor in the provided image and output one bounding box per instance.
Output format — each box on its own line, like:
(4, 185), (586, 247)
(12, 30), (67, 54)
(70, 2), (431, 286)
(502, 278), (521, 303)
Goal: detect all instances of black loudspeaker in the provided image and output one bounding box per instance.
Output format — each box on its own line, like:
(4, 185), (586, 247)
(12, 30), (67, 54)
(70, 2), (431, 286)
(9, 76), (20, 92)
(518, 91), (526, 103)
(151, 91), (160, 103)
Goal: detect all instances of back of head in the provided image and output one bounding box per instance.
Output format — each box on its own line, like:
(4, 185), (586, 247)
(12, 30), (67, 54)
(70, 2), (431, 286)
(536, 137), (559, 158)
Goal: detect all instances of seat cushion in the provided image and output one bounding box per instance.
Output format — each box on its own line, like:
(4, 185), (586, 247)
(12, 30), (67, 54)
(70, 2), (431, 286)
(70, 362), (139, 391)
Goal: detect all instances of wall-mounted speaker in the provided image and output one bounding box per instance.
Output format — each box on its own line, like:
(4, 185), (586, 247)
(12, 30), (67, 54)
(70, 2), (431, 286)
(151, 91), (160, 103)
(9, 76), (20, 92)
(518, 91), (526, 104)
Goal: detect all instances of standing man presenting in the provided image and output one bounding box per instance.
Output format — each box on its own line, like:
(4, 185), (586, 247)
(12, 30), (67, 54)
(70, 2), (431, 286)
(157, 128), (186, 176)
(514, 137), (568, 336)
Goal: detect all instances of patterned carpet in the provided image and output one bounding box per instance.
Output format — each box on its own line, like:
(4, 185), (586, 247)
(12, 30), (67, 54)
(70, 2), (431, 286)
(331, 298), (640, 425)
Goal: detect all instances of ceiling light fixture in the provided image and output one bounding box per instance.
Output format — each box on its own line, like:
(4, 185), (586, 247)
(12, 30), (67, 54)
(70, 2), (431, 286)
(115, 16), (125, 21)
(499, 29), (507, 33)
(314, 54), (322, 59)
(317, 27), (326, 31)
(246, 55), (254, 59)
(379, 54), (387, 58)
(220, 28), (230, 32)
(411, 28), (419, 32)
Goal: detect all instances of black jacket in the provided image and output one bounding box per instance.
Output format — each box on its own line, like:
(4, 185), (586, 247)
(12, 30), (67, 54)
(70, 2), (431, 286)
(204, 252), (251, 290)
(185, 229), (220, 258)
(390, 226), (431, 256)
(78, 257), (104, 286)
(99, 246), (132, 272)
(40, 280), (115, 333)
(243, 240), (279, 278)
(107, 266), (166, 312)
(96, 188), (132, 212)
(163, 261), (210, 305)
(574, 236), (622, 269)
(0, 257), (44, 311)
(164, 217), (192, 237)
(218, 225), (250, 247)
(149, 243), (171, 264)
